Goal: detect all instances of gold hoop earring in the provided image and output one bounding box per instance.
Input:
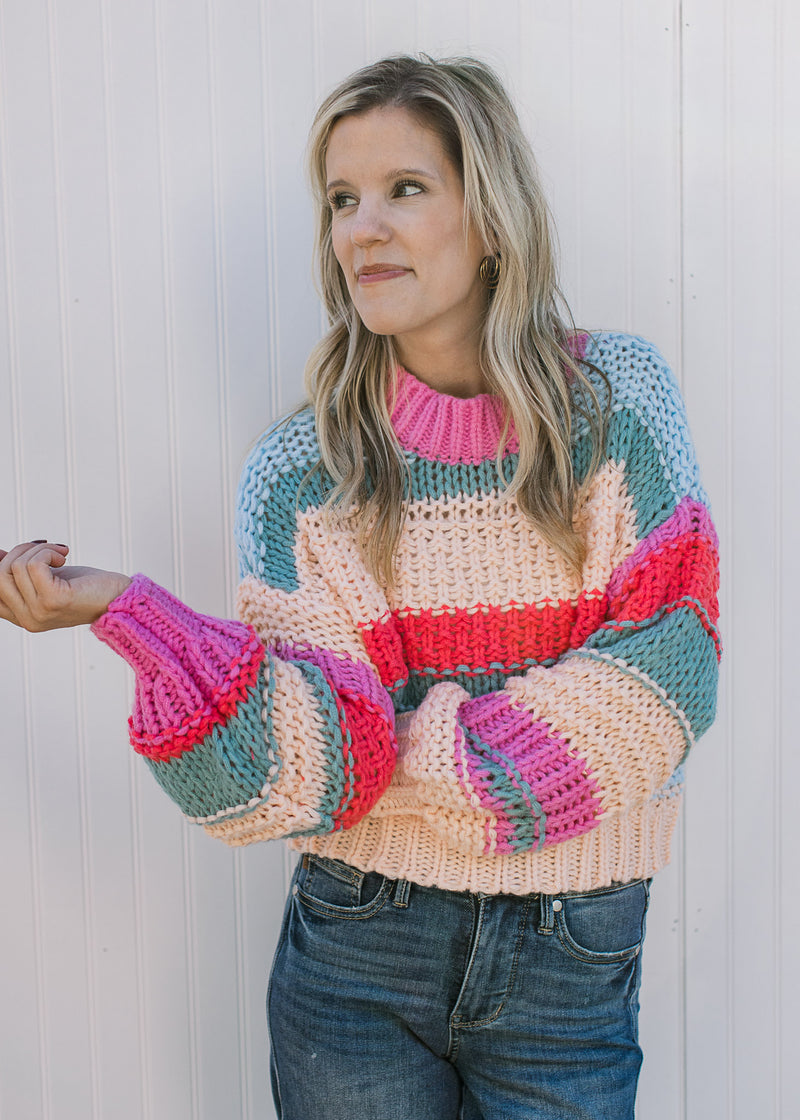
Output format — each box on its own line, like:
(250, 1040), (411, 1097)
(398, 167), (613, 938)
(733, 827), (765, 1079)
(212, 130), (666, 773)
(479, 254), (501, 289)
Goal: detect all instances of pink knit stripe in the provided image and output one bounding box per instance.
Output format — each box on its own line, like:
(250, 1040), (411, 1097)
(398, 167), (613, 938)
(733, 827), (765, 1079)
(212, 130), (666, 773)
(130, 645), (263, 760)
(568, 331), (589, 360)
(389, 333), (589, 464)
(390, 368), (519, 464)
(92, 573), (265, 746)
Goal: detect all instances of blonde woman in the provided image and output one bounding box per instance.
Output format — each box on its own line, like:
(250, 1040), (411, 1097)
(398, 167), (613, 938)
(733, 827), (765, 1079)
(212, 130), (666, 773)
(0, 55), (720, 1120)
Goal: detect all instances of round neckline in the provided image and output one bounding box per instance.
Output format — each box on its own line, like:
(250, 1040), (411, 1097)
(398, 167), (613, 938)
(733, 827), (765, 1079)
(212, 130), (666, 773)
(389, 366), (518, 465)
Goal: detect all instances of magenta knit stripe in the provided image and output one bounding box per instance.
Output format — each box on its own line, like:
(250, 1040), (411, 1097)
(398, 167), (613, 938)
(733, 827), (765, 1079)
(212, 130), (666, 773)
(456, 691), (603, 852)
(92, 573), (262, 739)
(129, 644), (263, 758)
(274, 642), (396, 727)
(606, 496), (718, 600)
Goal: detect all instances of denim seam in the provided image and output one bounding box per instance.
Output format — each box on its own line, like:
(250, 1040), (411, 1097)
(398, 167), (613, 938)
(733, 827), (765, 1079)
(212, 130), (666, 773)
(446, 895), (484, 1059)
(627, 953), (643, 1044)
(266, 873), (299, 1120)
(628, 881), (650, 1041)
(295, 879), (393, 921)
(553, 916), (644, 965)
(451, 897), (533, 1030)
(304, 853), (364, 888)
(552, 880), (649, 964)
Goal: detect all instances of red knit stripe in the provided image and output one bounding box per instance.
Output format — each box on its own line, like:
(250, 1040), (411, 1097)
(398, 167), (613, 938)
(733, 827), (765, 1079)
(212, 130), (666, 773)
(332, 690), (397, 830)
(607, 532), (719, 625)
(362, 593), (607, 677)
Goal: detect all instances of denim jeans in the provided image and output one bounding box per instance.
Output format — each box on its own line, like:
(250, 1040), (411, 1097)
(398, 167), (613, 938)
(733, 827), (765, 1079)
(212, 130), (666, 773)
(268, 854), (650, 1120)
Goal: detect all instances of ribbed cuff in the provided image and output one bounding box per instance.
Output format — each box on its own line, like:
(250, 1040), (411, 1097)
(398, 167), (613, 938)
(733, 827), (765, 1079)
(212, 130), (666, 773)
(91, 573), (263, 752)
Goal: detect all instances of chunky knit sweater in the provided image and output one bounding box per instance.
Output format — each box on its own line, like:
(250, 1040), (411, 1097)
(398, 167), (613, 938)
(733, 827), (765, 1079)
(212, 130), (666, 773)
(92, 332), (720, 895)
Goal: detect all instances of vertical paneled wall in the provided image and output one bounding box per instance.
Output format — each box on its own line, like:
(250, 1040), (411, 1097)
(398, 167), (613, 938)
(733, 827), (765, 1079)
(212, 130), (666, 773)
(0, 2), (795, 1118)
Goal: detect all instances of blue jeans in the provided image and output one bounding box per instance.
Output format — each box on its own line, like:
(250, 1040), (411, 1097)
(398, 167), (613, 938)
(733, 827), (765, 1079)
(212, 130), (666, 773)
(268, 855), (650, 1120)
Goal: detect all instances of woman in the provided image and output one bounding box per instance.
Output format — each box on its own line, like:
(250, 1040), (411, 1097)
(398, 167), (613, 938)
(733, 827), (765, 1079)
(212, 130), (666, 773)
(0, 55), (720, 1120)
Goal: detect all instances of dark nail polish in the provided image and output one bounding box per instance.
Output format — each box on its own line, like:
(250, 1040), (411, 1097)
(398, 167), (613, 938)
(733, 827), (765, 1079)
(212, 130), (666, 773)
(32, 539), (47, 544)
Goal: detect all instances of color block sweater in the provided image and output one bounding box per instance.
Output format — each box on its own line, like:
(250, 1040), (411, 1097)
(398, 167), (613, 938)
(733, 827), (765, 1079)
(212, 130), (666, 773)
(92, 332), (720, 895)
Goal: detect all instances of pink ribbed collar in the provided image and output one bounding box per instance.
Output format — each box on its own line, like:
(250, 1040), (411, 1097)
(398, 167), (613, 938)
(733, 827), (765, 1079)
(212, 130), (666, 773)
(389, 367), (519, 465)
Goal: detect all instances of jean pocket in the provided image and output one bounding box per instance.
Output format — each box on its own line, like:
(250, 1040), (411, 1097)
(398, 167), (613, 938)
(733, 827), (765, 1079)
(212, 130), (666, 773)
(554, 879), (651, 964)
(295, 854), (392, 920)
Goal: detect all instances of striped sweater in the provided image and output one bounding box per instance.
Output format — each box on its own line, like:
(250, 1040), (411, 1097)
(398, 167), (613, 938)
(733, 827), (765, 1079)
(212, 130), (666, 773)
(92, 332), (720, 895)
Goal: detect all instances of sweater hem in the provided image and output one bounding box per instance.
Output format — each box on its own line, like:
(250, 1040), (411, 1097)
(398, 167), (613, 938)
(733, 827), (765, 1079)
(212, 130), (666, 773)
(284, 796), (682, 896)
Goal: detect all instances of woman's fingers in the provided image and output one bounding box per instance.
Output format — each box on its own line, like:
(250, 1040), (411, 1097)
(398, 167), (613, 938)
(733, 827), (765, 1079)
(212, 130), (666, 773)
(0, 542), (71, 630)
(0, 540), (69, 570)
(19, 546), (71, 608)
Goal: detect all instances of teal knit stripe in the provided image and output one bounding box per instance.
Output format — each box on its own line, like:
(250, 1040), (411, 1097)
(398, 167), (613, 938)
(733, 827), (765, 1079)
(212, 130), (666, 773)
(579, 603), (719, 740)
(145, 672), (278, 818)
(581, 333), (707, 503)
(394, 664), (548, 711)
(234, 411), (325, 592)
(143, 651), (359, 833)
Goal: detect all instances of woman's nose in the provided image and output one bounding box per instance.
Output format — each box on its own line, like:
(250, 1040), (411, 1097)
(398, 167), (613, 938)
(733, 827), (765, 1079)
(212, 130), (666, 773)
(350, 199), (390, 247)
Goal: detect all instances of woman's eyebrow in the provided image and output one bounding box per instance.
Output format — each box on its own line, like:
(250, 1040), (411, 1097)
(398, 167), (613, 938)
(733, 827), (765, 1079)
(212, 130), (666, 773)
(325, 167), (441, 192)
(384, 167), (440, 181)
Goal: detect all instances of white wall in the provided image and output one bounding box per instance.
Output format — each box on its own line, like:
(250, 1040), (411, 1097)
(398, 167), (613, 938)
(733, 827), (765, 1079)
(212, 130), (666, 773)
(0, 1), (796, 1117)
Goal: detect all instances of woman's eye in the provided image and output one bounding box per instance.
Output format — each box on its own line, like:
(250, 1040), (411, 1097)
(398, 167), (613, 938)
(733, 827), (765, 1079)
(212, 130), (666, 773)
(394, 180), (424, 198)
(329, 191), (357, 210)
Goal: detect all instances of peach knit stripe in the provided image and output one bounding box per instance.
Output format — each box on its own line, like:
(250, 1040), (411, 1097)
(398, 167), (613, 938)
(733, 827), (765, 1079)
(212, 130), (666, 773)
(502, 656), (690, 814)
(387, 461), (638, 614)
(236, 571), (406, 687)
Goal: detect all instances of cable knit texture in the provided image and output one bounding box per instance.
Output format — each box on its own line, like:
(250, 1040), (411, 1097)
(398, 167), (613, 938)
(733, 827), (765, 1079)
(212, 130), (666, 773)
(91, 332), (720, 894)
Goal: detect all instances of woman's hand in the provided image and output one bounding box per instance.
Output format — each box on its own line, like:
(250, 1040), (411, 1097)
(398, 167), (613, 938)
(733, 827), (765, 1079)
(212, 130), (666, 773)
(0, 542), (132, 632)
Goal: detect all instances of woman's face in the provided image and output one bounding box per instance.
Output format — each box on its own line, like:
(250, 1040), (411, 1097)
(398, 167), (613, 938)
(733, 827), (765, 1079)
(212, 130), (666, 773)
(325, 105), (489, 377)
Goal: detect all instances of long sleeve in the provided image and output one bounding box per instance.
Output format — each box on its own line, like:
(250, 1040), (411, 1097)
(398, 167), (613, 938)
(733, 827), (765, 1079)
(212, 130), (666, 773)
(92, 410), (406, 845)
(386, 334), (720, 858)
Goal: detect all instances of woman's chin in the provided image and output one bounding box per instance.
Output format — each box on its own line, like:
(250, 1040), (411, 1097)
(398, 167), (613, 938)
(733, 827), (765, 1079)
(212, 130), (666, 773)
(356, 312), (410, 338)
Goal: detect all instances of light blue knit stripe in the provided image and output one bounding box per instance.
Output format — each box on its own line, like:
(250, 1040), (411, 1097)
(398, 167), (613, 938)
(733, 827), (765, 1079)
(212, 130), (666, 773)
(581, 332), (707, 504)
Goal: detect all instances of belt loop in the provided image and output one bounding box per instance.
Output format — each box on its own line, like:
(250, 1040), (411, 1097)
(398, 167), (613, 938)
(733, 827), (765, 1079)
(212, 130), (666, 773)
(537, 893), (554, 935)
(393, 878), (411, 908)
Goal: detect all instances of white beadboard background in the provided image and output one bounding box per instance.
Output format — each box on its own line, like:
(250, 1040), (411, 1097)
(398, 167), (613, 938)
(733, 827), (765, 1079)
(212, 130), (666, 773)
(0, 1), (796, 1118)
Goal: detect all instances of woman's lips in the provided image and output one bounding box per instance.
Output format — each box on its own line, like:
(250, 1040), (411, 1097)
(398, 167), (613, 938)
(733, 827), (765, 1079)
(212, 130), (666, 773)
(357, 266), (410, 284)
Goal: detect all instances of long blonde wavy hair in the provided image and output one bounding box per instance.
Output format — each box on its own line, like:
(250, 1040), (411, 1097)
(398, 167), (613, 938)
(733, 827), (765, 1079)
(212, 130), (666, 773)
(303, 54), (607, 586)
